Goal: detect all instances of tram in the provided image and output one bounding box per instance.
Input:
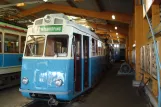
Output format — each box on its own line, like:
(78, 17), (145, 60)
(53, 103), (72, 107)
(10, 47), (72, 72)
(20, 14), (107, 105)
(0, 22), (26, 89)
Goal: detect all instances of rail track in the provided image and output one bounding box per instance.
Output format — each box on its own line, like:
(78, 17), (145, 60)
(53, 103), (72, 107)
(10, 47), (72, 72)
(21, 93), (88, 107)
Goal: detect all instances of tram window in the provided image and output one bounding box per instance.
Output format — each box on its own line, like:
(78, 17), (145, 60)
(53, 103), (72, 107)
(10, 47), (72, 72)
(92, 38), (96, 56)
(25, 35), (45, 56)
(4, 34), (19, 53)
(97, 41), (101, 56)
(54, 18), (63, 24)
(45, 35), (68, 57)
(21, 36), (26, 53)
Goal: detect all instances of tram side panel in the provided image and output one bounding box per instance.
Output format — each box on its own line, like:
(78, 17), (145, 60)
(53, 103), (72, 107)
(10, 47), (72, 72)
(0, 55), (2, 67)
(3, 54), (22, 67)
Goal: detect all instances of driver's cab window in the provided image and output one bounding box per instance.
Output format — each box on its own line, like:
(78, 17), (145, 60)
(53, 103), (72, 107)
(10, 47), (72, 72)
(45, 35), (68, 57)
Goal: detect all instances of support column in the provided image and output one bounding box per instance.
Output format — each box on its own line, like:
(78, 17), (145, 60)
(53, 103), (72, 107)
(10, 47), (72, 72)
(142, 19), (148, 44)
(128, 26), (133, 65)
(135, 5), (143, 81)
(125, 34), (129, 62)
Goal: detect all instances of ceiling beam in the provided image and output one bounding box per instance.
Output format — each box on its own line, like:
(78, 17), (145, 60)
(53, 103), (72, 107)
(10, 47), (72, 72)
(95, 30), (126, 39)
(87, 22), (128, 35)
(99, 35), (125, 42)
(14, 3), (132, 24)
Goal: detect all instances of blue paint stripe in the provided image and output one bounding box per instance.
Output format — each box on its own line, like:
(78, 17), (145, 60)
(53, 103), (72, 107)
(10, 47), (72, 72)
(0, 54), (23, 67)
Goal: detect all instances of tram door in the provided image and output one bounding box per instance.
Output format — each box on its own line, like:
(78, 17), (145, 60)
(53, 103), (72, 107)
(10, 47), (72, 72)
(83, 36), (89, 88)
(73, 33), (82, 93)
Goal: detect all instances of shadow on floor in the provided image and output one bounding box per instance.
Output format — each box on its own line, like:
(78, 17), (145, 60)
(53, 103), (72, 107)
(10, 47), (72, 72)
(76, 62), (147, 107)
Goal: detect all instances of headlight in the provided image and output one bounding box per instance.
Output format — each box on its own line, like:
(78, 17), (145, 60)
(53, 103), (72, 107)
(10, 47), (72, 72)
(55, 79), (63, 87)
(22, 77), (29, 85)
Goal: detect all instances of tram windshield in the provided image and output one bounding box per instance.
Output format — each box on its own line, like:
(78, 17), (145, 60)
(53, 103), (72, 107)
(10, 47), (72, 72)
(45, 35), (68, 57)
(25, 35), (45, 56)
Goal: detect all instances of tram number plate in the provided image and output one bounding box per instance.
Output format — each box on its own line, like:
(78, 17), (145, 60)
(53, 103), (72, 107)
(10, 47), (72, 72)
(40, 25), (63, 32)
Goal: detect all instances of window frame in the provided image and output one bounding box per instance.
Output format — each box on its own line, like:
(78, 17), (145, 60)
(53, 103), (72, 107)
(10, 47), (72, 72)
(20, 36), (26, 53)
(24, 35), (45, 57)
(4, 33), (20, 54)
(45, 34), (69, 57)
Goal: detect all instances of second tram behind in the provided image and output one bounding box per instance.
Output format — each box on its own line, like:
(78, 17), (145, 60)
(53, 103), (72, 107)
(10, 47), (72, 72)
(20, 14), (107, 105)
(0, 22), (26, 89)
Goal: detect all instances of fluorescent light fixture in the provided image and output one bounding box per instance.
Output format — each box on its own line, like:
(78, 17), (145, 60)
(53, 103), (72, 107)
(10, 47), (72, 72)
(43, 0), (48, 2)
(116, 33), (118, 35)
(115, 26), (117, 30)
(16, 2), (25, 7)
(112, 15), (115, 20)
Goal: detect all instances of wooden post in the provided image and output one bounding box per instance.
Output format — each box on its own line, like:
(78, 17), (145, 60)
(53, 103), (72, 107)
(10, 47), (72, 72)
(142, 19), (149, 44)
(128, 26), (133, 65)
(135, 5), (143, 81)
(125, 33), (129, 62)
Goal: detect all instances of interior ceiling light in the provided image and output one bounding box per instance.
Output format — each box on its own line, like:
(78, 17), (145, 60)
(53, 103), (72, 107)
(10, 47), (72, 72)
(16, 2), (25, 7)
(116, 33), (118, 35)
(115, 26), (117, 30)
(112, 15), (115, 20)
(43, 0), (48, 2)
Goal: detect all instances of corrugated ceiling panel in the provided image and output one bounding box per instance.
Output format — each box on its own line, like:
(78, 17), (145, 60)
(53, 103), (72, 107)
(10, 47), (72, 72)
(71, 0), (100, 11)
(100, 0), (133, 15)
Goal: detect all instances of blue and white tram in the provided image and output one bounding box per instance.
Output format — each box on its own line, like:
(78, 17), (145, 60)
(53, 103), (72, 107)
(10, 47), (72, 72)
(20, 14), (107, 105)
(0, 22), (26, 89)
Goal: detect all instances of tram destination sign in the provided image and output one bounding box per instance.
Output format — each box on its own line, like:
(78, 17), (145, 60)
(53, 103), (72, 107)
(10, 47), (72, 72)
(40, 25), (63, 32)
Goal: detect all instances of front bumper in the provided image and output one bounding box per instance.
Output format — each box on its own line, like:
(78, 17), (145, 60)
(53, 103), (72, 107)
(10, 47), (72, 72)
(19, 88), (72, 100)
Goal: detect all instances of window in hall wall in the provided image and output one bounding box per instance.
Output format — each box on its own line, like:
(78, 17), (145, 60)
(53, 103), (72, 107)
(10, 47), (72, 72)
(4, 33), (19, 53)
(21, 36), (26, 53)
